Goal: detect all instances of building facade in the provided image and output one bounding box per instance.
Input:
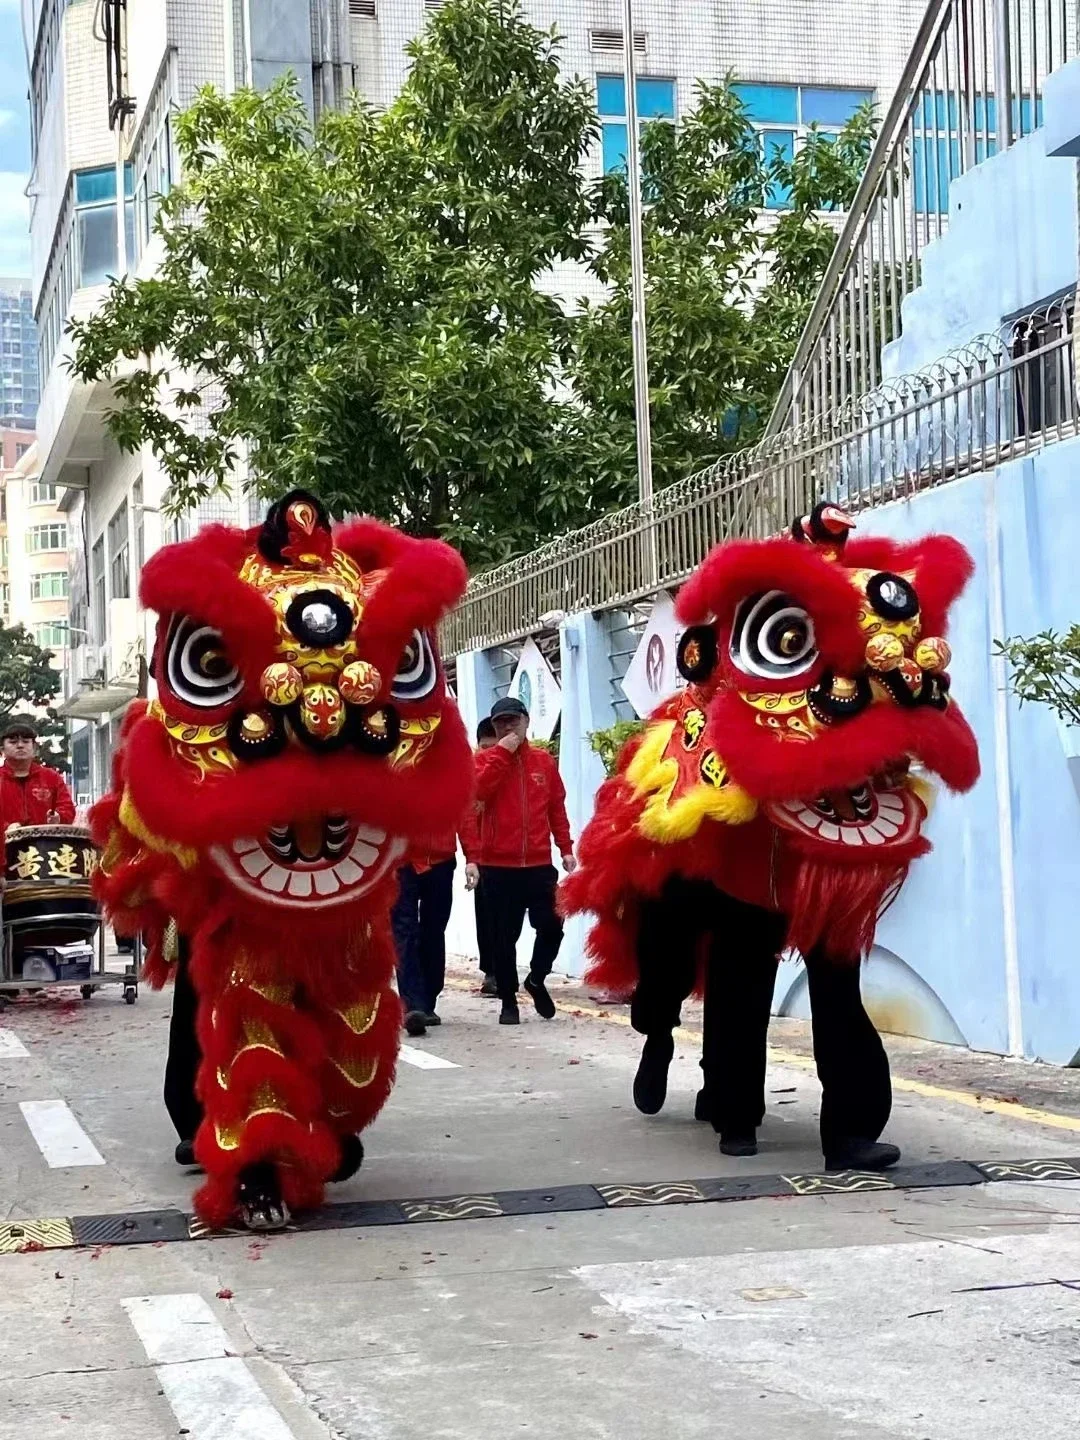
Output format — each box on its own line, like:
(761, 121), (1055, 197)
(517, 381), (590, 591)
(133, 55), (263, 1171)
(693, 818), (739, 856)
(0, 282), (40, 430)
(28, 0), (928, 798)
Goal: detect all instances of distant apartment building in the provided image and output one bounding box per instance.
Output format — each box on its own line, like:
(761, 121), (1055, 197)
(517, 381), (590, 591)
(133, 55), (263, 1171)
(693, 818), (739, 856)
(0, 431), (69, 677)
(29, 0), (926, 797)
(0, 281), (40, 430)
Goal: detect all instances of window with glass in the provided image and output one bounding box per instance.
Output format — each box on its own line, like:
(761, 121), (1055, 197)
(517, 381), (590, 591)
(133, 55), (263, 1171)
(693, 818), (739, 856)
(31, 571), (69, 601)
(910, 92), (1042, 215)
(76, 167), (136, 288)
(34, 621), (68, 649)
(29, 480), (57, 505)
(0, 582), (8, 614)
(0, 536), (7, 569)
(733, 84), (874, 208)
(27, 522), (67, 553)
(92, 535), (106, 644)
(131, 78), (174, 262)
(15, 442), (31, 460)
(108, 498), (130, 600)
(597, 74), (677, 173)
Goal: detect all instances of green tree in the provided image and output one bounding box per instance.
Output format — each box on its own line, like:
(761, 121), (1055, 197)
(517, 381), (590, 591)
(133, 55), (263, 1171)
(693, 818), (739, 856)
(69, 0), (599, 566)
(69, 0), (874, 563)
(0, 624), (68, 768)
(997, 629), (1080, 726)
(570, 84), (876, 504)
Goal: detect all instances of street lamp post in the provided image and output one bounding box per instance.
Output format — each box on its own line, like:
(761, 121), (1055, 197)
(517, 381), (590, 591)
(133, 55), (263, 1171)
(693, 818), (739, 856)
(621, 0), (654, 514)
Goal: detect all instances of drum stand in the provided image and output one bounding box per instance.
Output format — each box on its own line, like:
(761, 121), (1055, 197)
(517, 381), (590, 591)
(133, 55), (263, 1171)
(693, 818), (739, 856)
(0, 900), (139, 1007)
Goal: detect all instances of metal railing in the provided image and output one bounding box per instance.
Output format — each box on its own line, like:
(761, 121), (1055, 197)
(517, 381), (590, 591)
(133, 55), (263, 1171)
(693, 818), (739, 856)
(444, 294), (1076, 654)
(767, 0), (1076, 435)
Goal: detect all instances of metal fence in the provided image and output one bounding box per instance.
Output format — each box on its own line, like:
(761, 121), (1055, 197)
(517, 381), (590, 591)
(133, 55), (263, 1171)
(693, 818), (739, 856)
(767, 0), (1076, 434)
(444, 294), (1076, 655)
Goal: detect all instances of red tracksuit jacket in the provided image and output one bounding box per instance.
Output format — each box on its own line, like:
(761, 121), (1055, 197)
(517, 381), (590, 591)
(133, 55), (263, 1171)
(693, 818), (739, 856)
(0, 761), (77, 829)
(467, 742), (572, 868)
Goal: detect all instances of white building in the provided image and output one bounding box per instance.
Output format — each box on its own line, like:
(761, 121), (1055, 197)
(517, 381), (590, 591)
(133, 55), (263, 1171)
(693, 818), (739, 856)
(27, 0), (927, 799)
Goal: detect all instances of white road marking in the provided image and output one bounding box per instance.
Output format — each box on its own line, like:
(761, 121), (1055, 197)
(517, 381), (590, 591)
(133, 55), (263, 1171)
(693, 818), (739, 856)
(18, 1098), (104, 1167)
(399, 1044), (460, 1070)
(0, 1028), (28, 1057)
(124, 1294), (297, 1440)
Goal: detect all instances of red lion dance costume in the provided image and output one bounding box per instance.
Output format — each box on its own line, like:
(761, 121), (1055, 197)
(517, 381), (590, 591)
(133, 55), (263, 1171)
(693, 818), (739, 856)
(562, 504), (980, 1171)
(92, 491), (470, 1228)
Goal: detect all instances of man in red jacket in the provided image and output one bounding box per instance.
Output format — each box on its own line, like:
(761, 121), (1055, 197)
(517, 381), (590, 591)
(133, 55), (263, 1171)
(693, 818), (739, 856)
(468, 696), (575, 1025)
(0, 719), (76, 830)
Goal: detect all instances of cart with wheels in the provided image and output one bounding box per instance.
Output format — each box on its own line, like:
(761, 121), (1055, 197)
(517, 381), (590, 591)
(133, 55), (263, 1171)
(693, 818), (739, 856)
(0, 824), (138, 1005)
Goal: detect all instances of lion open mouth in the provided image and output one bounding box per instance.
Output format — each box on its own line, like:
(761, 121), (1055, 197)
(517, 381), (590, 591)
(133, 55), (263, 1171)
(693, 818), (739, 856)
(765, 780), (926, 849)
(209, 817), (406, 907)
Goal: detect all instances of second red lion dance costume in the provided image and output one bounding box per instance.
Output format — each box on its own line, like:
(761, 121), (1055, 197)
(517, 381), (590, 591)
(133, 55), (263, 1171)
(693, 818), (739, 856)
(92, 491), (470, 1229)
(563, 504), (980, 1170)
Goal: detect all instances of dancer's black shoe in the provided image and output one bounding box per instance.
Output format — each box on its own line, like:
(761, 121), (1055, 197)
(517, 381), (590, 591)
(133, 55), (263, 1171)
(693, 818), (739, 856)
(823, 1139), (901, 1172)
(633, 1035), (674, 1115)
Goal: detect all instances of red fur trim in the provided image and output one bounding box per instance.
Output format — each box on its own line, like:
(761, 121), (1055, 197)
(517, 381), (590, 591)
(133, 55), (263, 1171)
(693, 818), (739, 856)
(335, 521), (468, 690)
(782, 854), (911, 960)
(710, 690), (981, 799)
(676, 538), (869, 678)
(121, 701), (473, 852)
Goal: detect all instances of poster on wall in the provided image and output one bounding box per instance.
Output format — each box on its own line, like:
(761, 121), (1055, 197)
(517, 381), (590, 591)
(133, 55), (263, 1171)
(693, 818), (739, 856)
(509, 637), (562, 741)
(620, 592), (687, 719)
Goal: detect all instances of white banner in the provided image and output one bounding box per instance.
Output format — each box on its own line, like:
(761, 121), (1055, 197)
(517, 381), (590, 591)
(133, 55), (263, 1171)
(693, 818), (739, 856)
(509, 637), (562, 741)
(620, 592), (687, 719)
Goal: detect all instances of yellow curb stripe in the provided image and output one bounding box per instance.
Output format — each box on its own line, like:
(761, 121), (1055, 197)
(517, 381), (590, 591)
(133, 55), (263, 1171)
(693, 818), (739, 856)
(446, 975), (1080, 1135)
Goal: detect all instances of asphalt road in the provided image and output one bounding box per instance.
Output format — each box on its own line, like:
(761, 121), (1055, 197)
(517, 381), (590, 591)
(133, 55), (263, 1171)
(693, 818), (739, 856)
(0, 964), (1078, 1439)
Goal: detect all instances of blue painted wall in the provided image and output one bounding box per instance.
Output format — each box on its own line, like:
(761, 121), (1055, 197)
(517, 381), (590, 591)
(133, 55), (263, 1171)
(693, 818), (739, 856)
(882, 125), (1078, 377)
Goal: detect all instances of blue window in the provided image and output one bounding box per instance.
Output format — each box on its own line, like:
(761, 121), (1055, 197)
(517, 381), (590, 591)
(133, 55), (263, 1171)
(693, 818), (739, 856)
(597, 74), (676, 174)
(734, 84), (874, 209)
(74, 165), (136, 287)
(911, 92), (1043, 216)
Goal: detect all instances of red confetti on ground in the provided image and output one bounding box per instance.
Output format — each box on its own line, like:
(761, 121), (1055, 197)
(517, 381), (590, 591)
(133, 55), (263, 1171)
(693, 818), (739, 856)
(216, 1288), (234, 1300)
(567, 1058), (581, 1065)
(19, 1240), (44, 1253)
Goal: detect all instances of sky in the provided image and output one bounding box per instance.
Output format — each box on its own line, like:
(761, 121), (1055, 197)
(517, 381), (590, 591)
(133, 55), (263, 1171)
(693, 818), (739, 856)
(0, 0), (31, 278)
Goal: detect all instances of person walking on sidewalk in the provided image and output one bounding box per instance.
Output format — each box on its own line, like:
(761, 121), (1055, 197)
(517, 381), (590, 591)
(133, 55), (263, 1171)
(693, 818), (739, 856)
(471, 696), (576, 1026)
(464, 717), (499, 996)
(392, 827), (461, 1039)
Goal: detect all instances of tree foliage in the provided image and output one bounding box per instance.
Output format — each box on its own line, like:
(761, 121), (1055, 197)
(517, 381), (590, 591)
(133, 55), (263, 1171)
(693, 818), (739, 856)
(69, 0), (874, 566)
(0, 625), (67, 767)
(997, 628), (1080, 727)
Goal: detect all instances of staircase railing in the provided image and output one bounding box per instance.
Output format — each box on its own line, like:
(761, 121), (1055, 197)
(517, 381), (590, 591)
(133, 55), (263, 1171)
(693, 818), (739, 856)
(765, 0), (1077, 437)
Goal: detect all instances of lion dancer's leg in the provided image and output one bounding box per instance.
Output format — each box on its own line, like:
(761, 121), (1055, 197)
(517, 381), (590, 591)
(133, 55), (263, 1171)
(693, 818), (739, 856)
(313, 957), (401, 1183)
(698, 895), (785, 1157)
(630, 876), (705, 1116)
(190, 935), (340, 1230)
(804, 946), (898, 1173)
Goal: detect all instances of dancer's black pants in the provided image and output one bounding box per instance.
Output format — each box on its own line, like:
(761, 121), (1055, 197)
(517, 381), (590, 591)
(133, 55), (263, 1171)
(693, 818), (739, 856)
(163, 935), (203, 1144)
(631, 876), (891, 1150)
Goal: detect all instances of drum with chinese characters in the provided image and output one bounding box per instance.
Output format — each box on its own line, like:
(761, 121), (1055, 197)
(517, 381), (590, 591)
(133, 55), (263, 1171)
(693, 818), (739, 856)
(4, 824), (100, 945)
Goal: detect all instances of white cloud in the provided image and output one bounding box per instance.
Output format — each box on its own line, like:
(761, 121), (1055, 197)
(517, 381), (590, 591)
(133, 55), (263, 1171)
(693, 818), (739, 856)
(0, 169), (30, 274)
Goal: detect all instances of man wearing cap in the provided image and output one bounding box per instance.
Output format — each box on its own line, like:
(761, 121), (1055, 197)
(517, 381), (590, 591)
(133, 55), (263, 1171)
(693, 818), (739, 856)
(0, 720), (76, 830)
(468, 696), (575, 1025)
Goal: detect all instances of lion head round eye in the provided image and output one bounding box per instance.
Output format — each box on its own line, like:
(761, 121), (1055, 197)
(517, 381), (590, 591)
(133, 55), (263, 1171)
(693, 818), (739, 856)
(285, 589), (354, 649)
(164, 616), (243, 709)
(867, 573), (919, 621)
(391, 630), (438, 702)
(730, 591), (818, 680)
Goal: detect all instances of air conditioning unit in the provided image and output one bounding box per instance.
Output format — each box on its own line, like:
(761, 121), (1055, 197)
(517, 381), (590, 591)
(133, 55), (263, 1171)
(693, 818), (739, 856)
(74, 644), (104, 685)
(590, 29), (647, 55)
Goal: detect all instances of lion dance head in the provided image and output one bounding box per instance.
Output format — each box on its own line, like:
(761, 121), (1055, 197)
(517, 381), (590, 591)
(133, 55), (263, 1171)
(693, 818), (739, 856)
(562, 503), (980, 988)
(92, 490), (470, 1226)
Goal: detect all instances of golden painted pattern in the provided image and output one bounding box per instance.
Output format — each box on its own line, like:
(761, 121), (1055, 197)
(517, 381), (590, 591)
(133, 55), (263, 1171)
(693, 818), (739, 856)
(149, 701), (231, 746)
(339, 994), (381, 1035)
(331, 1054), (378, 1089)
(850, 567), (922, 644)
(390, 714), (442, 769)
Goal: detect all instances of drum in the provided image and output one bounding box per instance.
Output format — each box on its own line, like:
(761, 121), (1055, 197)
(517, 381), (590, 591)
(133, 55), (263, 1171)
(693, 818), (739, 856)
(4, 824), (100, 946)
